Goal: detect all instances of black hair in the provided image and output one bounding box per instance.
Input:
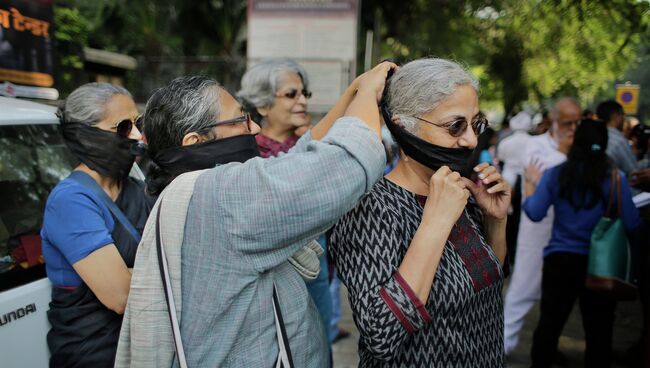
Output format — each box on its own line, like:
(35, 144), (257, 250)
(558, 119), (610, 209)
(239, 97), (264, 127)
(468, 127), (496, 169)
(630, 123), (650, 159)
(596, 100), (623, 123)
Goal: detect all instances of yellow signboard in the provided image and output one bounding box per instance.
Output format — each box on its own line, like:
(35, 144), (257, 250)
(615, 83), (640, 115)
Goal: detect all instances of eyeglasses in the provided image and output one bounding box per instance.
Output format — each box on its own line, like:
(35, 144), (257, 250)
(414, 112), (489, 137)
(111, 115), (142, 138)
(557, 119), (581, 128)
(276, 88), (312, 100)
(199, 113), (252, 133)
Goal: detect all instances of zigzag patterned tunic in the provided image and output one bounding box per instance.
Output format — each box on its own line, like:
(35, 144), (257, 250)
(329, 178), (506, 367)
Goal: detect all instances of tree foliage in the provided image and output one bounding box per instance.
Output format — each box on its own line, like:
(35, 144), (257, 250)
(362, 0), (649, 117)
(53, 0), (649, 117)
(53, 7), (91, 94)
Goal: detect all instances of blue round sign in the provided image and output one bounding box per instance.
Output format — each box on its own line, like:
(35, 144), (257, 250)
(621, 91), (634, 103)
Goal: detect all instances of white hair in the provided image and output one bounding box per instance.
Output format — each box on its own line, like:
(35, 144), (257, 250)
(387, 58), (479, 135)
(237, 58), (309, 109)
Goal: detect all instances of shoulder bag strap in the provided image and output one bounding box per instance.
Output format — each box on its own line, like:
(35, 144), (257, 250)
(155, 200), (188, 368)
(605, 169), (618, 218)
(273, 284), (294, 368)
(68, 171), (141, 243)
(614, 169), (623, 217)
(156, 199), (293, 368)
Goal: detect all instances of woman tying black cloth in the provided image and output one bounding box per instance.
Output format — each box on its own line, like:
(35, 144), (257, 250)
(329, 58), (510, 367)
(41, 83), (153, 367)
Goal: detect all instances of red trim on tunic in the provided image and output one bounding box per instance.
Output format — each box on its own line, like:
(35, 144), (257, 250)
(379, 287), (416, 334)
(395, 271), (433, 324)
(414, 194), (501, 292)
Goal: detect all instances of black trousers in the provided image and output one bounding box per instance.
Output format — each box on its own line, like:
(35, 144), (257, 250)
(505, 175), (522, 265)
(531, 252), (617, 368)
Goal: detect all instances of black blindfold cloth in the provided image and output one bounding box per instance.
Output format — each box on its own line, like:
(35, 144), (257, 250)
(151, 134), (260, 177)
(381, 103), (475, 178)
(61, 122), (138, 180)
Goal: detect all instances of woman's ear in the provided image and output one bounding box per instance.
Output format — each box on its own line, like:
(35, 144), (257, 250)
(181, 132), (203, 146)
(257, 106), (269, 117)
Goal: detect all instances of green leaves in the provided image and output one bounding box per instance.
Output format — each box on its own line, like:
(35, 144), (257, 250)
(53, 6), (92, 94)
(49, 0), (648, 117)
(364, 0), (649, 117)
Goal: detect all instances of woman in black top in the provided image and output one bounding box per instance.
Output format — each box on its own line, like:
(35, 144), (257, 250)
(42, 83), (153, 367)
(329, 58), (510, 367)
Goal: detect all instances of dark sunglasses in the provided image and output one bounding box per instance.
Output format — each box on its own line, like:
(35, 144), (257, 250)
(111, 115), (142, 138)
(276, 88), (312, 100)
(415, 113), (489, 137)
(198, 113), (252, 133)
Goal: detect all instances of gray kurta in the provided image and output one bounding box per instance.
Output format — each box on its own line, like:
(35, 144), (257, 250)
(116, 117), (385, 367)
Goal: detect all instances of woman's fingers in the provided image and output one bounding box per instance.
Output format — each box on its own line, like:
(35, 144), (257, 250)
(481, 172), (502, 186)
(447, 171), (462, 182)
(430, 166), (470, 201)
(460, 177), (479, 193)
(477, 165), (497, 182)
(433, 165), (452, 177)
(486, 180), (510, 195)
(374, 61), (398, 73)
(473, 162), (490, 173)
(372, 62), (398, 101)
(357, 61), (399, 102)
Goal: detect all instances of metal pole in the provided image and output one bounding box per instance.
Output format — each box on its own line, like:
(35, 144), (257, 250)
(364, 30), (374, 71)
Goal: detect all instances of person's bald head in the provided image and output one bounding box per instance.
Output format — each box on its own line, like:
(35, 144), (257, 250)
(550, 97), (581, 153)
(550, 97), (581, 122)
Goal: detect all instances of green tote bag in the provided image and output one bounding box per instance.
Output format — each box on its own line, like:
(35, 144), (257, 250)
(586, 169), (637, 300)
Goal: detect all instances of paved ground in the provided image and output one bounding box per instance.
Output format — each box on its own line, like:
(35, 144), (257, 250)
(332, 285), (645, 367)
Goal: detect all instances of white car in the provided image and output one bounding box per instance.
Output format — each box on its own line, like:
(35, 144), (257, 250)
(0, 97), (64, 368)
(0, 96), (144, 367)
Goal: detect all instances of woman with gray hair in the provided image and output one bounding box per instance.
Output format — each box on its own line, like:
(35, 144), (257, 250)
(41, 83), (153, 367)
(116, 62), (396, 367)
(329, 58), (511, 366)
(237, 58), (312, 157)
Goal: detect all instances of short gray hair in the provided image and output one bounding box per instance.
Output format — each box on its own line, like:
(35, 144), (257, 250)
(550, 97), (580, 121)
(57, 82), (131, 126)
(387, 58), (479, 135)
(143, 76), (221, 156)
(237, 58), (309, 110)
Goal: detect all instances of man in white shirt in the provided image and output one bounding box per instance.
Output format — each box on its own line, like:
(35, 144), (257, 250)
(498, 111), (533, 266)
(503, 98), (581, 355)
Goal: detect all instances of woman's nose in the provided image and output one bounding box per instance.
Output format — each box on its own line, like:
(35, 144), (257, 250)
(129, 125), (144, 141)
(459, 126), (478, 149)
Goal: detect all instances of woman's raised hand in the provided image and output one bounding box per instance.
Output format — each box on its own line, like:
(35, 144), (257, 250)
(524, 158), (544, 187)
(423, 166), (470, 228)
(355, 61), (398, 103)
(462, 163), (511, 220)
(342, 61), (398, 137)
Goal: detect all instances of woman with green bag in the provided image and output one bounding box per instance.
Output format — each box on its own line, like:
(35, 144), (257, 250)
(522, 119), (642, 367)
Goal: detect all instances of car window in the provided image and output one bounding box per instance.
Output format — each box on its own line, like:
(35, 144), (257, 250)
(0, 124), (75, 292)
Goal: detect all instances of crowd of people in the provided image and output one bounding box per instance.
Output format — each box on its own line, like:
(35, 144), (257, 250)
(501, 99), (650, 367)
(38, 57), (649, 367)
